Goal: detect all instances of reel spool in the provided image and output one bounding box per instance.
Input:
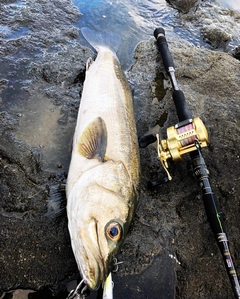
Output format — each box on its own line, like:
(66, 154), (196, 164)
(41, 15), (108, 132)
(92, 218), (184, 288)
(157, 117), (208, 180)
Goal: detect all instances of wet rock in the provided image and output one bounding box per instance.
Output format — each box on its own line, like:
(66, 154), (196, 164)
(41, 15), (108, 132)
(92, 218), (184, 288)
(201, 24), (232, 48)
(123, 36), (240, 299)
(0, 111), (18, 131)
(0, 0), (84, 293)
(176, 1), (239, 53)
(29, 45), (92, 86)
(233, 45), (240, 60)
(1, 0), (18, 4)
(166, 0), (199, 13)
(0, 112), (77, 291)
(0, 0), (93, 172)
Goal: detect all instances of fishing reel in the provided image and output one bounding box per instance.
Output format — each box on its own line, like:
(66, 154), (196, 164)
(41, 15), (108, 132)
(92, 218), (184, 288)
(139, 117), (208, 185)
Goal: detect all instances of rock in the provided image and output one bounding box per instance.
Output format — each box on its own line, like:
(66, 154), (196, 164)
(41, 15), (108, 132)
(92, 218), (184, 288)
(175, 1), (239, 53)
(124, 36), (240, 299)
(233, 45), (240, 60)
(166, 0), (200, 13)
(201, 24), (232, 48)
(0, 112), (77, 291)
(0, 0), (84, 293)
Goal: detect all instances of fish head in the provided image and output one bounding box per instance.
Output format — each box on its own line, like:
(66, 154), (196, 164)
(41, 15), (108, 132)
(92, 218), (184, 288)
(76, 213), (127, 290)
(67, 160), (138, 290)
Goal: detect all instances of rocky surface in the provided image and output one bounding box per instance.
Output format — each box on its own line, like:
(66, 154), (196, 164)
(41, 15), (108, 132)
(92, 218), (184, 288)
(166, 0), (199, 13)
(0, 0), (91, 295)
(125, 36), (240, 299)
(0, 0), (240, 299)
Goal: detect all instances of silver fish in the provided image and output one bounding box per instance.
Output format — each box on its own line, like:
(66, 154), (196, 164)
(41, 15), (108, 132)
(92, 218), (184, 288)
(66, 28), (140, 291)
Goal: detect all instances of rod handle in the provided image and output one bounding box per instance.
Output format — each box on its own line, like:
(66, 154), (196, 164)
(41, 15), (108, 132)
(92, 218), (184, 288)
(154, 27), (174, 72)
(173, 90), (192, 121)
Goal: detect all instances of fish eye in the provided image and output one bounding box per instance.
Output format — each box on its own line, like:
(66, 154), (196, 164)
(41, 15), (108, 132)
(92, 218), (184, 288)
(106, 222), (122, 242)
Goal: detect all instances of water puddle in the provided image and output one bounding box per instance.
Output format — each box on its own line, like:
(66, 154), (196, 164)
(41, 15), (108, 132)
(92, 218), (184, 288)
(5, 27), (29, 40)
(13, 90), (75, 171)
(0, 60), (74, 172)
(0, 0), (28, 39)
(8, 0), (24, 7)
(0, 25), (11, 37)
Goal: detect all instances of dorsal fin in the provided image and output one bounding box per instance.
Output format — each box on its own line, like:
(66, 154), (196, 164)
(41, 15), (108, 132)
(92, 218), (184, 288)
(77, 117), (107, 161)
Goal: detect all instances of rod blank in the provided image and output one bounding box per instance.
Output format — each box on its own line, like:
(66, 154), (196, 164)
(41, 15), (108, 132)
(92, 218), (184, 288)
(154, 27), (240, 299)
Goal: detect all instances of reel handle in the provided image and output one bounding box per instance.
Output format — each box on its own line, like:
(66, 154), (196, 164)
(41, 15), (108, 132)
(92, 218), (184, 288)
(138, 134), (157, 148)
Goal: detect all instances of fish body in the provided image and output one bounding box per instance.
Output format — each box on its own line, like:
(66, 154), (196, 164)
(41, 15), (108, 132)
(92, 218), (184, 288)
(66, 28), (140, 290)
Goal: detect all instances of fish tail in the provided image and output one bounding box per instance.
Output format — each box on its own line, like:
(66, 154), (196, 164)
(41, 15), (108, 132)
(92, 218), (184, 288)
(81, 27), (121, 53)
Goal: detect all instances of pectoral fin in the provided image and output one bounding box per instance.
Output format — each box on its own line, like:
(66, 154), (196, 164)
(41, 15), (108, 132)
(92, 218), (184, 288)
(77, 117), (107, 161)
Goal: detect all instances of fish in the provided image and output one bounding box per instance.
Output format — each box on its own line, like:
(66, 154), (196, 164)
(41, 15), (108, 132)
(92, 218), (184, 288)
(66, 27), (140, 291)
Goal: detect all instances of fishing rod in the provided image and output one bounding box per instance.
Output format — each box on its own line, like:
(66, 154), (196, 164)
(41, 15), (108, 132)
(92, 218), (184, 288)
(139, 27), (240, 299)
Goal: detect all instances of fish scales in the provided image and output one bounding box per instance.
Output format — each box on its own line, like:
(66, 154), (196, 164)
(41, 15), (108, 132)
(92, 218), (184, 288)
(67, 48), (139, 192)
(66, 39), (140, 291)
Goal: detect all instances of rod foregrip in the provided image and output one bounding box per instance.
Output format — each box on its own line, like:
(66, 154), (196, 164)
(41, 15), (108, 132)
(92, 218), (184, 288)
(154, 28), (174, 72)
(173, 90), (192, 121)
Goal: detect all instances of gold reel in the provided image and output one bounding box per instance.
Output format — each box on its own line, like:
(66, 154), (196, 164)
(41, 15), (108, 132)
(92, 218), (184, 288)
(157, 117), (208, 180)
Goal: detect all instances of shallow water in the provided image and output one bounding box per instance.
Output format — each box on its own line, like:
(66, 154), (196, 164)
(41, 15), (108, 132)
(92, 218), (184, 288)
(73, 0), (240, 69)
(72, 0), (204, 69)
(216, 0), (240, 12)
(73, 0), (173, 69)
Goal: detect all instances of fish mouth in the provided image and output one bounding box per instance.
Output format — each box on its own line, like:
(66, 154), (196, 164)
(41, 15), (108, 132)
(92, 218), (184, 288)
(77, 219), (109, 290)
